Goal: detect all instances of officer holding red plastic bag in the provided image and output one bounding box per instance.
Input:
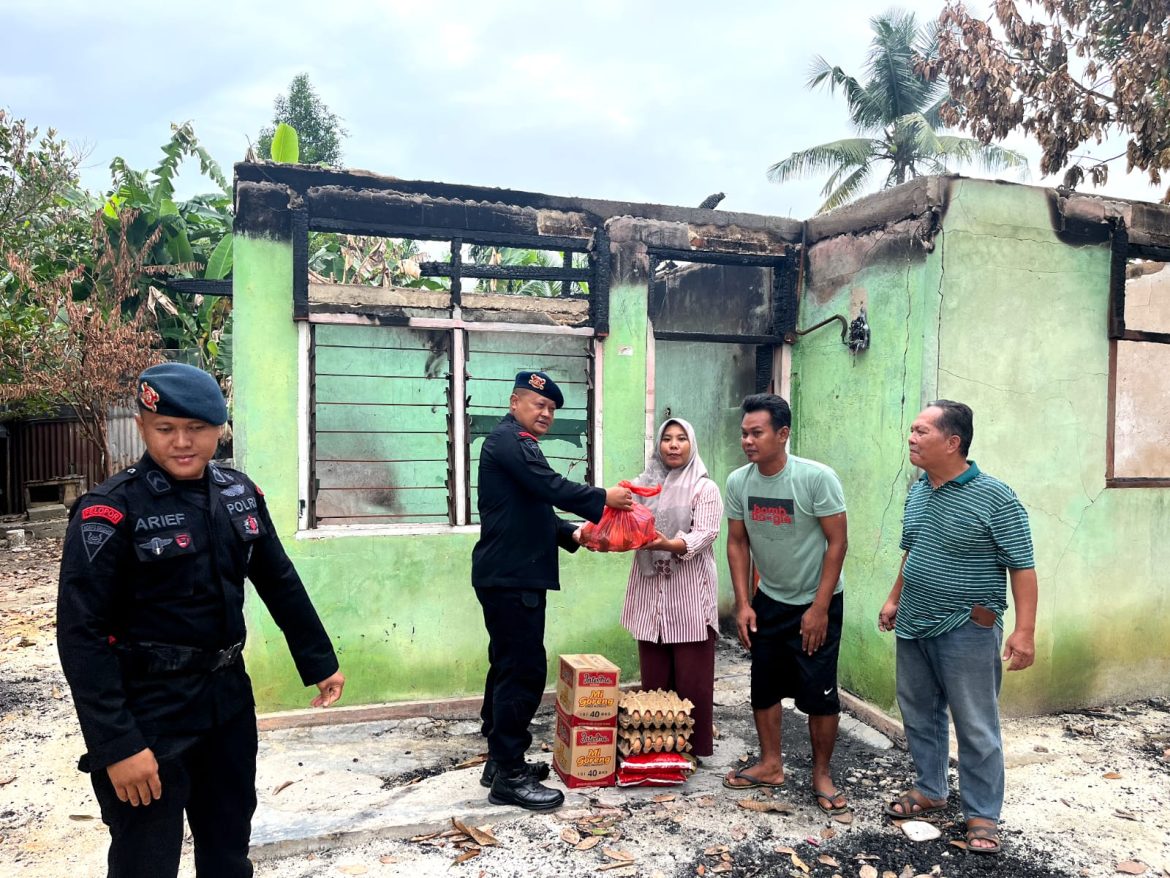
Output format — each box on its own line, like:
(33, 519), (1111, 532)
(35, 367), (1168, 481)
(472, 370), (633, 810)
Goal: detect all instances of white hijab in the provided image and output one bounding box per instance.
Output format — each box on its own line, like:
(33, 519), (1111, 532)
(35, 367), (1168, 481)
(634, 417), (710, 577)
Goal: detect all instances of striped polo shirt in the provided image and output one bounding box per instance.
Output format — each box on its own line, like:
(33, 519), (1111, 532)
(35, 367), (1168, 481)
(896, 461), (1034, 639)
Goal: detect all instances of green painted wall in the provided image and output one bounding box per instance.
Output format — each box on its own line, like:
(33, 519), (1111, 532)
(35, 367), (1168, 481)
(791, 179), (1170, 715)
(234, 232), (649, 711)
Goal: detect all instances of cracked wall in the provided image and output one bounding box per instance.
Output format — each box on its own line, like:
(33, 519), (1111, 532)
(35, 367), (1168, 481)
(792, 177), (1170, 715)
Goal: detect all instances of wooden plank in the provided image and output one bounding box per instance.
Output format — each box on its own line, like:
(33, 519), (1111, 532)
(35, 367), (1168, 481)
(466, 351), (590, 381)
(315, 345), (449, 379)
(316, 460), (449, 490)
(315, 487), (450, 519)
(315, 403), (447, 433)
(467, 331), (591, 358)
(316, 513), (451, 526)
(315, 375), (448, 406)
(315, 343), (450, 379)
(315, 431), (449, 461)
(315, 322), (447, 350)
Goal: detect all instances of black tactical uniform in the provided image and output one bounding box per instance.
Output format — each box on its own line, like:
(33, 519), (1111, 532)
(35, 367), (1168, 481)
(58, 451), (338, 877)
(472, 388), (605, 806)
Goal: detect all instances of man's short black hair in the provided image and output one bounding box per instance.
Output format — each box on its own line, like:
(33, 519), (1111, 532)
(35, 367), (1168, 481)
(741, 393), (791, 431)
(928, 399), (974, 456)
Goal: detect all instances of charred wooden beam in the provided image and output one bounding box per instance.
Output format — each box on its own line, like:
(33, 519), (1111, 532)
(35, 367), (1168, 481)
(159, 279), (233, 298)
(417, 262), (592, 282)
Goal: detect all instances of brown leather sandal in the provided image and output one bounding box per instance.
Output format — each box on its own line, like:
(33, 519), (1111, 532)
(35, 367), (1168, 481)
(965, 822), (1001, 855)
(882, 790), (947, 819)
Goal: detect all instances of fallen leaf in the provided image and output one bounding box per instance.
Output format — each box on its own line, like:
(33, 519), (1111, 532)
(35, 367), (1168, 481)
(1115, 862), (1147, 875)
(575, 837), (602, 852)
(451, 848), (481, 866)
(272, 780), (295, 795)
(452, 819), (498, 847)
(704, 846), (729, 856)
(652, 794), (676, 803)
(720, 853), (732, 863)
(68, 814), (96, 821)
(603, 848), (635, 862)
(51, 685), (64, 699)
(775, 846), (796, 855)
(598, 864), (637, 873)
(337, 866), (368, 875)
(453, 754), (489, 769)
(379, 856), (398, 864)
(819, 855), (841, 868)
(696, 867), (706, 876)
(562, 828), (582, 846)
(411, 831), (441, 842)
(0, 777), (16, 786)
(948, 840), (968, 851)
(737, 799), (794, 814)
(832, 810), (855, 825)
(820, 828), (837, 840)
(899, 867), (914, 878)
(710, 866), (732, 875)
(1103, 772), (1123, 780)
(730, 826), (748, 840)
(860, 866), (879, 878)
(791, 853), (810, 873)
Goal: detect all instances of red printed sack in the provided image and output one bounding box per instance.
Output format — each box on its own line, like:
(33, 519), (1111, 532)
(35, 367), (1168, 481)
(578, 481), (661, 552)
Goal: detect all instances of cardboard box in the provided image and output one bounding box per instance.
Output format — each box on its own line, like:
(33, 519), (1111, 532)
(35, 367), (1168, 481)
(556, 653), (620, 727)
(553, 705), (617, 788)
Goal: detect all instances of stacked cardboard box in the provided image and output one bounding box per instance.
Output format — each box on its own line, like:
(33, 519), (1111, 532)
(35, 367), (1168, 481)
(553, 654), (620, 788)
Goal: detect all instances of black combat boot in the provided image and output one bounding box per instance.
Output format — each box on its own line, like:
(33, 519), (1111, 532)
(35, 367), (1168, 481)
(488, 765), (564, 811)
(480, 758), (551, 788)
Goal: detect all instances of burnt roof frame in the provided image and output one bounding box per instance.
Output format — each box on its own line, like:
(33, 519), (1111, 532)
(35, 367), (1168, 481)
(646, 247), (797, 345)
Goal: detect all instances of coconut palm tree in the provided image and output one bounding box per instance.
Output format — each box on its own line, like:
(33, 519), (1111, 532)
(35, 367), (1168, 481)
(768, 10), (1028, 214)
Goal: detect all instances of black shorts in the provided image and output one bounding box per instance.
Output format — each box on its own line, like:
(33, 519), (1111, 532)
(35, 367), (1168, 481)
(749, 590), (843, 715)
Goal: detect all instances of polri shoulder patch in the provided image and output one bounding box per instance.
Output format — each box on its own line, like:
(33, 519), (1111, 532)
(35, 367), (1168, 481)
(80, 523), (116, 561)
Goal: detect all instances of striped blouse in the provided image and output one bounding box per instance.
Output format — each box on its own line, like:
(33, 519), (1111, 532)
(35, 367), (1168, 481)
(620, 478), (724, 644)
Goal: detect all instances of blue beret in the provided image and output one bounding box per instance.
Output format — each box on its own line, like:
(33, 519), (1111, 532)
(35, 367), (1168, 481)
(514, 370), (563, 408)
(137, 363), (228, 425)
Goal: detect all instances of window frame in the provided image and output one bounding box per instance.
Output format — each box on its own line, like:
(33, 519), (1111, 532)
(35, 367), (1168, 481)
(296, 228), (604, 537)
(1105, 221), (1170, 488)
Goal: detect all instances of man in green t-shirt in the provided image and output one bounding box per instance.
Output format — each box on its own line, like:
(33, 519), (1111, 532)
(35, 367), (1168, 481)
(722, 394), (849, 816)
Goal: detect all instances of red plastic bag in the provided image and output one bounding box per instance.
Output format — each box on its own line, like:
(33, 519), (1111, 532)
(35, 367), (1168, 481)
(578, 481), (661, 552)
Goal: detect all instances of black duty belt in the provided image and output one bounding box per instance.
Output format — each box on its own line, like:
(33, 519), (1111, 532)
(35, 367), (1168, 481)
(115, 640), (245, 675)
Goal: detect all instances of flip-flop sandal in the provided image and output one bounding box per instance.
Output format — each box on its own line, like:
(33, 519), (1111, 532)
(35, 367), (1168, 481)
(722, 767), (785, 790)
(813, 789), (851, 815)
(965, 823), (1001, 855)
(883, 791), (947, 819)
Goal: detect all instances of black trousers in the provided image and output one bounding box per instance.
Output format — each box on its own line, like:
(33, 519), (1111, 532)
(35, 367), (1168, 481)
(90, 707), (258, 878)
(476, 587), (547, 770)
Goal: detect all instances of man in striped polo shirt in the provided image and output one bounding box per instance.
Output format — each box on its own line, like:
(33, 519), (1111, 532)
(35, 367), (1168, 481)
(878, 400), (1038, 855)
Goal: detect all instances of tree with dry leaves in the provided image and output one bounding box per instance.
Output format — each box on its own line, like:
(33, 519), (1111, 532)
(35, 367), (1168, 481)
(929, 0), (1170, 198)
(0, 210), (172, 475)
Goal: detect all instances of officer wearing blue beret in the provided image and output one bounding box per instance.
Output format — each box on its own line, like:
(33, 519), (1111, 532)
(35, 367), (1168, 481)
(472, 370), (633, 810)
(57, 362), (345, 877)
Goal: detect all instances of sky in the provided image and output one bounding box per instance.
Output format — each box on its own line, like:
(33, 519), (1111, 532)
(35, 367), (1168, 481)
(2, 0), (1164, 220)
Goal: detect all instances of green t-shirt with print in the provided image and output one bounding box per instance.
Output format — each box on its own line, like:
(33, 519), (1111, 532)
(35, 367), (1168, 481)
(725, 455), (847, 606)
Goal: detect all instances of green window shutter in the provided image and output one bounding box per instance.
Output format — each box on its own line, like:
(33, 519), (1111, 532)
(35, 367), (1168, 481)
(466, 331), (592, 525)
(312, 324), (452, 525)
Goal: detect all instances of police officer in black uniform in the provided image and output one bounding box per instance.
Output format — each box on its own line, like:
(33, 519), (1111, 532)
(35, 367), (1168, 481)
(472, 370), (633, 810)
(57, 363), (345, 878)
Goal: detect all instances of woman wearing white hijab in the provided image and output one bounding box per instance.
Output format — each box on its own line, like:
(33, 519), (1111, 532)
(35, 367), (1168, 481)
(620, 418), (724, 758)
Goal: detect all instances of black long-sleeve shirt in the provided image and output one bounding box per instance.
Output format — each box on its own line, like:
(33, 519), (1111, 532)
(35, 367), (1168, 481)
(57, 454), (338, 771)
(472, 414), (605, 590)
